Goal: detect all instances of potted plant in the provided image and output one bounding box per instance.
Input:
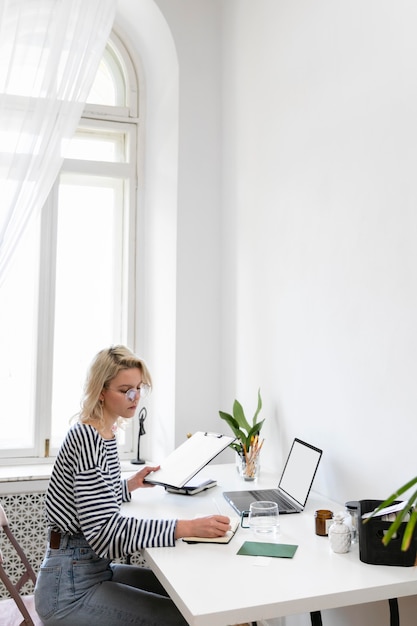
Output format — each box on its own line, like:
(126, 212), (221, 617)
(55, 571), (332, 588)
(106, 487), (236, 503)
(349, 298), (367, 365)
(364, 476), (417, 552)
(219, 388), (265, 480)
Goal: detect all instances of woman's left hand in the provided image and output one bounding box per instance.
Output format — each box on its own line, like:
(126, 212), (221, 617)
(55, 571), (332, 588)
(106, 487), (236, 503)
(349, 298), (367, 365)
(127, 465), (160, 492)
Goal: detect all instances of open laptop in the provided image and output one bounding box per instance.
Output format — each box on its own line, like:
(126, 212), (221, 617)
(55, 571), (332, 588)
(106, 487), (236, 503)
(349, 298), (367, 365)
(223, 438), (322, 515)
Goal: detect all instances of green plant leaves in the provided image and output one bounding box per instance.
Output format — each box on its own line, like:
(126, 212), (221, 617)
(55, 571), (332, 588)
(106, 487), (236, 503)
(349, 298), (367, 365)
(232, 399), (252, 434)
(218, 411), (243, 439)
(219, 388), (264, 453)
(402, 508), (417, 551)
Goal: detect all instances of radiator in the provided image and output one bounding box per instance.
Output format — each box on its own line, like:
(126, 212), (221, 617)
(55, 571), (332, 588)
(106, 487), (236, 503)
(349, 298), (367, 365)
(0, 491), (146, 600)
(0, 492), (46, 599)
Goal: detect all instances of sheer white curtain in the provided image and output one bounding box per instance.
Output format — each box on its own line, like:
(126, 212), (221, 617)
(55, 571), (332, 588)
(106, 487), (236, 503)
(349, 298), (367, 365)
(0, 0), (117, 284)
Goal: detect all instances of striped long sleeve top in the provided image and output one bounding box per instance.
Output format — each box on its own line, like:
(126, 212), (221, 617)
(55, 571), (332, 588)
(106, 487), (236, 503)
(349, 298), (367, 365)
(45, 422), (176, 558)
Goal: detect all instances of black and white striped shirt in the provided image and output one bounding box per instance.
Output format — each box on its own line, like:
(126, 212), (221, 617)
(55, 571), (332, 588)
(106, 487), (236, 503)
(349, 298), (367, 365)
(45, 423), (176, 558)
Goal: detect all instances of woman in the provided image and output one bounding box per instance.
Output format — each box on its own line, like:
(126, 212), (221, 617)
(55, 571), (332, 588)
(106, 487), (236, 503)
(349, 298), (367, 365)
(35, 345), (230, 625)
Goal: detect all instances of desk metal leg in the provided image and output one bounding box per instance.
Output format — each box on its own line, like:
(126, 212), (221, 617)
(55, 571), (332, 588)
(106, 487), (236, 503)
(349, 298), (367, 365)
(389, 598), (399, 626)
(310, 611), (323, 626)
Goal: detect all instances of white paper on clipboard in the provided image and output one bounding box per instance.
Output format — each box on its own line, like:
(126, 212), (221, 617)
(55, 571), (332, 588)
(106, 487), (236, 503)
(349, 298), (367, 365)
(144, 431), (235, 489)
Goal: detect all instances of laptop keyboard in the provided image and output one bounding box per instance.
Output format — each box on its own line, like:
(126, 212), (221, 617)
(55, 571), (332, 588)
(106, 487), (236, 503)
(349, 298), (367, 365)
(250, 489), (299, 512)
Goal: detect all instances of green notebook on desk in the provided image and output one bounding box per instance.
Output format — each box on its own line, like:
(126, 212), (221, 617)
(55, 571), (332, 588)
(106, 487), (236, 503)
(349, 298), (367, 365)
(237, 541), (298, 558)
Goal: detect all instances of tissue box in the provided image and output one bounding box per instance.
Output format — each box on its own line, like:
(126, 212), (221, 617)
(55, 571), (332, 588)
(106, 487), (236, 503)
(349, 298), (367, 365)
(358, 499), (417, 567)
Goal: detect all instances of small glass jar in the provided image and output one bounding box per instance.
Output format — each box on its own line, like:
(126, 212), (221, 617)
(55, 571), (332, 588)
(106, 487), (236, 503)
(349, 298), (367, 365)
(345, 501), (359, 544)
(315, 509), (333, 536)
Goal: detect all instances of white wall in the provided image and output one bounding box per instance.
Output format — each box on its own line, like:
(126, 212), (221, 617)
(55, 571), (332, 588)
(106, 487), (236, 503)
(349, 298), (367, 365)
(221, 0), (417, 501)
(116, 0), (180, 461)
(221, 1), (417, 624)
(157, 0), (224, 446)
(117, 0), (225, 459)
(117, 1), (417, 624)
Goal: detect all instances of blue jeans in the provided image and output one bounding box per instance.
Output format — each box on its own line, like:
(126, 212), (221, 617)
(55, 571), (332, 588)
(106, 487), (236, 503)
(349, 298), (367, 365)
(34, 533), (188, 625)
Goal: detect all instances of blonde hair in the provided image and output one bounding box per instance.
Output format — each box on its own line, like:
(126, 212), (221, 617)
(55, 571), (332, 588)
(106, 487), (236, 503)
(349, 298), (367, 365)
(78, 345), (152, 427)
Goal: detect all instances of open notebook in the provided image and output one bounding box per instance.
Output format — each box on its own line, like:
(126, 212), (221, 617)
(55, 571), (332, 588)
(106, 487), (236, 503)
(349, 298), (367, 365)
(182, 517), (240, 544)
(223, 438), (322, 515)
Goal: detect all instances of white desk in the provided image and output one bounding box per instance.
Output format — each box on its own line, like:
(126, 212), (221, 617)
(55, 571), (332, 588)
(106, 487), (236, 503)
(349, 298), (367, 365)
(122, 464), (417, 626)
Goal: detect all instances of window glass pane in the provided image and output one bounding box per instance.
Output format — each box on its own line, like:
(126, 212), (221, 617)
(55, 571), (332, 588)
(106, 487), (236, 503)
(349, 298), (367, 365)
(64, 129), (126, 163)
(86, 46), (125, 106)
(1, 33), (138, 461)
(50, 174), (124, 448)
(0, 217), (39, 450)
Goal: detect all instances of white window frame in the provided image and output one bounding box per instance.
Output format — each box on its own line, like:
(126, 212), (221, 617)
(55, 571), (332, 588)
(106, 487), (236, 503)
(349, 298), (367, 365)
(0, 30), (141, 464)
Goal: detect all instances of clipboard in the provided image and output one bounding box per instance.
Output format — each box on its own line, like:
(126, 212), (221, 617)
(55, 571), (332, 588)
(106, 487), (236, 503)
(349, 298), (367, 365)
(144, 431), (235, 489)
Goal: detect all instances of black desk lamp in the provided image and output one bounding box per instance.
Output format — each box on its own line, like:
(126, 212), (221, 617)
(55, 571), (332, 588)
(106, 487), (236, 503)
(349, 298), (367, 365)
(131, 407), (147, 465)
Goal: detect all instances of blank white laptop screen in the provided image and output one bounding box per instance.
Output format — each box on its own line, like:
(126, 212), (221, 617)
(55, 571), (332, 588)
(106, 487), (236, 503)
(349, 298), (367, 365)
(279, 438), (322, 505)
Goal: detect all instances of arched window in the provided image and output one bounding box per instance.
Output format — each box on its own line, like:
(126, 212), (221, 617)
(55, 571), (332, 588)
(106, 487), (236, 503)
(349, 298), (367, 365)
(86, 32), (137, 113)
(0, 31), (140, 461)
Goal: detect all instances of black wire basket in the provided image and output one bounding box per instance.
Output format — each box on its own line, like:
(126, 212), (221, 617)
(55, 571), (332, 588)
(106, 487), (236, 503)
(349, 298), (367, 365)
(358, 499), (417, 567)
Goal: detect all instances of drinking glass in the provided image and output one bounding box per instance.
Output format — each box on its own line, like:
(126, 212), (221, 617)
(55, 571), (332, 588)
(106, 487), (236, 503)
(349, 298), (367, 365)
(241, 501), (280, 535)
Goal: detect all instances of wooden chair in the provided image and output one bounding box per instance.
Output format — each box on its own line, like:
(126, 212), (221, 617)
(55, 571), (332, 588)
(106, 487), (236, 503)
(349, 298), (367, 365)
(0, 504), (43, 625)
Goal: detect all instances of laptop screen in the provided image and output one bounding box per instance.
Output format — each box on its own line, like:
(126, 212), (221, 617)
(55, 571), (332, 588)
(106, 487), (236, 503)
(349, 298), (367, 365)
(279, 438), (322, 506)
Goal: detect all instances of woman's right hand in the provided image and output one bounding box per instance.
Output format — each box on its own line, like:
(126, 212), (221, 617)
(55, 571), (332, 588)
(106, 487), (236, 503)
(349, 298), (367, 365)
(127, 465), (161, 492)
(175, 515), (231, 539)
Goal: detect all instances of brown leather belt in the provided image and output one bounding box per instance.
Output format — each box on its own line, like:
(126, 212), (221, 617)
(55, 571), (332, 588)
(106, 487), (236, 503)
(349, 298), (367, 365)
(49, 529), (62, 549)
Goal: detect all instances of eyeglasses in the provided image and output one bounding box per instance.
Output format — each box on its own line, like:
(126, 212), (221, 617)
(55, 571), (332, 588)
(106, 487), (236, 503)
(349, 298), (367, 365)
(108, 384), (151, 402)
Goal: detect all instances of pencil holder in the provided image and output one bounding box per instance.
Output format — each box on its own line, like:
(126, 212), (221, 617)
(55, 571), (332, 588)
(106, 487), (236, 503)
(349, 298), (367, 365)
(238, 452), (260, 481)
